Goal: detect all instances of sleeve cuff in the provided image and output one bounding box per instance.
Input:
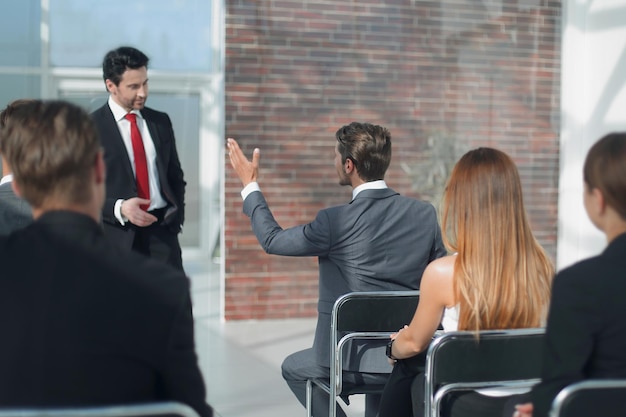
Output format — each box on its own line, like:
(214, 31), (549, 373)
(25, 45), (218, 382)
(114, 199), (127, 225)
(241, 182), (261, 200)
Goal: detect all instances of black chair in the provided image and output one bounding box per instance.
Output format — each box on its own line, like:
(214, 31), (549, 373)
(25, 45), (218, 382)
(423, 328), (545, 417)
(549, 379), (626, 417)
(306, 290), (420, 417)
(0, 402), (200, 417)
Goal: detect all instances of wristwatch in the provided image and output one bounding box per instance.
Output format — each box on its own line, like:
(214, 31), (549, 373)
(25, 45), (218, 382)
(386, 338), (397, 360)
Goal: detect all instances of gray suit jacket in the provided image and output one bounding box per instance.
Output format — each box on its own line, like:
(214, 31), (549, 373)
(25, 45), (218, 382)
(243, 187), (446, 372)
(0, 181), (32, 235)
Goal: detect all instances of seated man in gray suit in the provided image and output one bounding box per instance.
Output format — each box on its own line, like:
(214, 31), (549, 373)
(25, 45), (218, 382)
(227, 122), (446, 417)
(0, 99), (34, 234)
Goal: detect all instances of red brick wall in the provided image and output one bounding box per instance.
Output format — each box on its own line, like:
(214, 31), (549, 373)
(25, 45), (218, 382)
(225, 0), (561, 320)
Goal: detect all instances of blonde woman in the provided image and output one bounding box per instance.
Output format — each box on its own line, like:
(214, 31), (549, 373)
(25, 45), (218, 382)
(377, 147), (554, 417)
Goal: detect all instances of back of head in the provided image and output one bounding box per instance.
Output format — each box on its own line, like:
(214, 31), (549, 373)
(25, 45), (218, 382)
(584, 132), (626, 221)
(0, 99), (37, 131)
(441, 147), (553, 332)
(0, 99), (38, 176)
(0, 100), (100, 208)
(335, 122), (391, 181)
(102, 46), (149, 87)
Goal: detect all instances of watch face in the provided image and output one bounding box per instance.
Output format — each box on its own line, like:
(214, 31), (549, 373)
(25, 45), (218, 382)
(386, 339), (394, 359)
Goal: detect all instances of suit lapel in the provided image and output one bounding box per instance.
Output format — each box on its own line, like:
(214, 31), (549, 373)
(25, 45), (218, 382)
(100, 105), (135, 181)
(141, 110), (162, 155)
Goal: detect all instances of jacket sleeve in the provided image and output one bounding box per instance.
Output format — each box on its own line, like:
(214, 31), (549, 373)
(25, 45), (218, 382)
(163, 114), (186, 229)
(243, 191), (331, 257)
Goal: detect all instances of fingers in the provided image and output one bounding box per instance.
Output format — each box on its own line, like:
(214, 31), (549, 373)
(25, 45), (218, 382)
(122, 197), (157, 227)
(226, 138), (261, 171)
(226, 138), (243, 167)
(132, 211), (157, 227)
(252, 148), (260, 168)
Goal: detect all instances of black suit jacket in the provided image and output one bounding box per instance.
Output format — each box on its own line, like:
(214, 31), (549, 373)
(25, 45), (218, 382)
(0, 181), (32, 234)
(531, 232), (626, 417)
(91, 104), (186, 248)
(0, 211), (211, 417)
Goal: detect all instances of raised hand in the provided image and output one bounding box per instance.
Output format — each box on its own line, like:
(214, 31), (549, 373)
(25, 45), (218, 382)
(227, 137), (260, 187)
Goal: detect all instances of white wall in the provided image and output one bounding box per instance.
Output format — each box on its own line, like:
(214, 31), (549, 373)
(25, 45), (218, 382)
(557, 0), (626, 270)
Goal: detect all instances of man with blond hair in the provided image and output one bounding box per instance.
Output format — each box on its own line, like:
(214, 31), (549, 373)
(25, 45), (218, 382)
(0, 100), (212, 417)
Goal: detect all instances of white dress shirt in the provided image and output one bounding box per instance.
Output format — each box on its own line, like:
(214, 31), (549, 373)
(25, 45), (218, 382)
(0, 174), (13, 186)
(108, 97), (167, 224)
(240, 180), (388, 201)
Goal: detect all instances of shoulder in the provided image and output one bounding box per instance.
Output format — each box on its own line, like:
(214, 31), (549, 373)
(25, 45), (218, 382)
(421, 255), (455, 304)
(141, 106), (171, 122)
(423, 255), (455, 279)
(90, 103), (111, 119)
(392, 192), (438, 213)
(553, 250), (624, 298)
(554, 255), (602, 287)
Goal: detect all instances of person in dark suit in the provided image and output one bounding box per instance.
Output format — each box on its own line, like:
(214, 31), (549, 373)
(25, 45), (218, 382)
(0, 100), (212, 417)
(91, 46), (186, 270)
(0, 99), (34, 234)
(227, 122), (447, 417)
(512, 132), (626, 417)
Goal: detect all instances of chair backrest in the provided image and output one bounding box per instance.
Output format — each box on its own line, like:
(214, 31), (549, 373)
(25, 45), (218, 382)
(0, 402), (201, 417)
(424, 328), (545, 417)
(333, 290), (420, 334)
(331, 290), (419, 385)
(549, 379), (626, 417)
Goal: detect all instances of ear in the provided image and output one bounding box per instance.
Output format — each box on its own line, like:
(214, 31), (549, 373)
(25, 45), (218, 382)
(344, 158), (355, 174)
(94, 150), (106, 184)
(11, 180), (22, 198)
(591, 187), (606, 214)
(105, 79), (116, 94)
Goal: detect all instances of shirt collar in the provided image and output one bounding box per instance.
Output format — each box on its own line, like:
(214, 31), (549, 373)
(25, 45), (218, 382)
(0, 174), (13, 186)
(108, 96), (142, 122)
(352, 180), (387, 200)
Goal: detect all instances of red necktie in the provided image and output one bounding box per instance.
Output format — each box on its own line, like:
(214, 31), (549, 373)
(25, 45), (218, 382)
(125, 113), (150, 211)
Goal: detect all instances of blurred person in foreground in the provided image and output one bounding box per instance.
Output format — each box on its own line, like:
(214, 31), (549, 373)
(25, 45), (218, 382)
(513, 132), (626, 417)
(0, 100), (212, 417)
(227, 122), (447, 417)
(0, 99), (35, 234)
(378, 147), (554, 417)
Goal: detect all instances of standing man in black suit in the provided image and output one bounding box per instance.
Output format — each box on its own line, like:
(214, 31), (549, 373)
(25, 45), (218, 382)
(228, 122), (447, 417)
(0, 100), (212, 417)
(0, 99), (34, 234)
(91, 46), (186, 270)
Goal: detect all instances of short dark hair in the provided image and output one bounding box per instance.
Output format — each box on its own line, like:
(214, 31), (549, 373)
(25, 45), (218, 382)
(102, 46), (149, 87)
(0, 100), (100, 208)
(335, 122), (392, 182)
(583, 132), (626, 220)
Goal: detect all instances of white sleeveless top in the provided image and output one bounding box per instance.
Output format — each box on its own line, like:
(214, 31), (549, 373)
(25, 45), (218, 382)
(440, 305), (531, 397)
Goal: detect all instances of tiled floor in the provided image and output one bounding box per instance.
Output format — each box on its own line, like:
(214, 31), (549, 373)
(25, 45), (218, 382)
(186, 257), (366, 417)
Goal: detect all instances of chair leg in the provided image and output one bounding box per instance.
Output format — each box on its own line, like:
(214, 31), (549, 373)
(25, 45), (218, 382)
(306, 379), (313, 417)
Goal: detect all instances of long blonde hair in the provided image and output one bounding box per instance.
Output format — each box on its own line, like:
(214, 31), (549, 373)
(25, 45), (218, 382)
(441, 148), (554, 332)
